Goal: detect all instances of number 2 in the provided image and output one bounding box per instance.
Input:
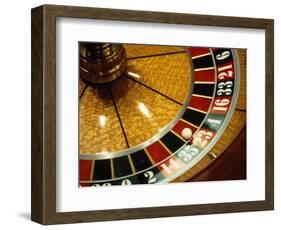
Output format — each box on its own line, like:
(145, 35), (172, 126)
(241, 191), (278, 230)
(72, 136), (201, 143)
(144, 171), (157, 184)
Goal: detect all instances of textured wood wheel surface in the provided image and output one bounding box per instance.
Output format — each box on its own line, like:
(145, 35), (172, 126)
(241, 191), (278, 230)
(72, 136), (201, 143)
(80, 45), (192, 155)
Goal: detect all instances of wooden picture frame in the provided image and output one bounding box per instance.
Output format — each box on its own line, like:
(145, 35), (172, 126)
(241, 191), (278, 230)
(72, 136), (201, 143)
(31, 4), (274, 225)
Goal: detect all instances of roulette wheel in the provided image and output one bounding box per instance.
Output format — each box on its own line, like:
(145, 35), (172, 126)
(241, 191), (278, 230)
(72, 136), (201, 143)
(79, 43), (246, 187)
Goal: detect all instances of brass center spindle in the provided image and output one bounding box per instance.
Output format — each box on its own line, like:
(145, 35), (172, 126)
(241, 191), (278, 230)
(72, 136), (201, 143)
(79, 43), (127, 84)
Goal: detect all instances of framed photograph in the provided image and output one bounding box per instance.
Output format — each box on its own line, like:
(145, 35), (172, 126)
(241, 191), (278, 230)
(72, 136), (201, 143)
(31, 4), (274, 225)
